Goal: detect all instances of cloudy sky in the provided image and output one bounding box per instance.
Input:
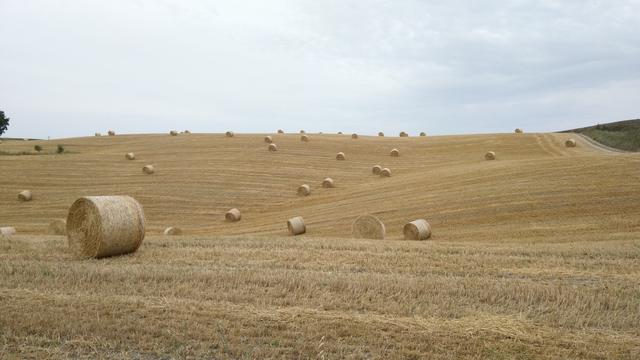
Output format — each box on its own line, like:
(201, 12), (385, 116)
(1, 0), (639, 138)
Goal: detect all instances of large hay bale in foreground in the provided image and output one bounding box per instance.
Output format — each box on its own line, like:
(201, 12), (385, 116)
(485, 151), (496, 160)
(170, 130), (178, 136)
(565, 139), (577, 147)
(264, 135), (273, 143)
(226, 131), (234, 137)
(378, 132), (384, 137)
(352, 133), (358, 139)
(336, 152), (346, 160)
(352, 214), (385, 240)
(287, 216), (305, 235)
(125, 152), (135, 160)
(18, 190), (32, 202)
(66, 196), (145, 258)
(143, 165), (155, 174)
(48, 219), (67, 235)
(403, 219), (432, 240)
(297, 184), (311, 196)
(380, 168), (391, 177)
(301, 135), (309, 142)
(108, 130), (115, 136)
(322, 178), (334, 188)
(1, 227), (16, 238)
(372, 165), (382, 175)
(390, 148), (399, 157)
(268, 143), (278, 152)
(225, 208), (241, 222)
(164, 227), (182, 235)
(515, 128), (523, 134)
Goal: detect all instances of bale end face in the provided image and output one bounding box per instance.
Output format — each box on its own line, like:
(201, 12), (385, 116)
(322, 178), (335, 188)
(565, 139), (577, 148)
(390, 149), (399, 157)
(48, 219), (67, 235)
(301, 135), (309, 142)
(225, 131), (234, 137)
(143, 165), (155, 174)
(164, 227), (182, 235)
(18, 190), (32, 202)
(297, 184), (311, 196)
(351, 133), (358, 139)
(372, 165), (382, 175)
(336, 152), (346, 160)
(287, 216), (306, 235)
(380, 168), (391, 177)
(515, 128), (524, 134)
(403, 219), (432, 240)
(264, 136), (273, 143)
(125, 152), (135, 160)
(485, 151), (496, 160)
(225, 208), (241, 222)
(268, 143), (278, 152)
(352, 214), (385, 240)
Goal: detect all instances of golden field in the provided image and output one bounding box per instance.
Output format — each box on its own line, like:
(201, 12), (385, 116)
(1, 132), (639, 359)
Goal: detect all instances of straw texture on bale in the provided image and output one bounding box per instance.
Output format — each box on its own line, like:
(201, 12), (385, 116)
(336, 152), (346, 160)
(94, 132), (101, 137)
(277, 129), (284, 134)
(403, 219), (432, 240)
(287, 216), (306, 236)
(125, 152), (135, 160)
(390, 148), (399, 157)
(164, 227), (182, 235)
(351, 214), (386, 240)
(380, 168), (391, 177)
(264, 136), (273, 143)
(225, 208), (241, 222)
(143, 165), (155, 174)
(515, 128), (524, 134)
(225, 131), (234, 137)
(372, 165), (382, 175)
(420, 132), (426, 137)
(18, 190), (32, 202)
(565, 139), (577, 148)
(1, 227), (16, 238)
(400, 132), (408, 137)
(485, 151), (496, 160)
(352, 133), (358, 139)
(66, 196), (146, 258)
(378, 132), (384, 137)
(170, 130), (178, 136)
(108, 130), (115, 136)
(268, 143), (278, 152)
(297, 184), (311, 196)
(48, 219), (67, 235)
(301, 135), (309, 142)
(322, 178), (335, 188)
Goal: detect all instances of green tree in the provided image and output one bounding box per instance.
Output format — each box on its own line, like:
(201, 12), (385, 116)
(57, 145), (65, 154)
(0, 110), (9, 136)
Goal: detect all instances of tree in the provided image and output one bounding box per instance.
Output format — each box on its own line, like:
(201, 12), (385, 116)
(0, 110), (9, 136)
(34, 145), (43, 152)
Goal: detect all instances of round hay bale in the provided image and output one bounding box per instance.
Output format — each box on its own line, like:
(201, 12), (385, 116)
(277, 129), (284, 134)
(485, 151), (496, 160)
(297, 184), (311, 196)
(400, 131), (408, 137)
(94, 132), (101, 137)
(351, 214), (385, 240)
(1, 226), (16, 238)
(264, 135), (273, 143)
(372, 165), (382, 175)
(225, 208), (241, 222)
(380, 168), (391, 177)
(66, 196), (145, 258)
(125, 152), (135, 160)
(390, 148), (399, 157)
(300, 130), (306, 134)
(351, 133), (358, 139)
(108, 130), (115, 136)
(170, 130), (178, 136)
(225, 131), (234, 137)
(48, 219), (67, 235)
(403, 219), (432, 240)
(268, 143), (278, 152)
(515, 128), (523, 134)
(143, 165), (155, 174)
(18, 190), (32, 202)
(420, 132), (426, 137)
(336, 152), (346, 160)
(378, 132), (384, 137)
(337, 131), (343, 135)
(287, 216), (306, 236)
(301, 135), (309, 142)
(184, 130), (191, 134)
(565, 139), (577, 148)
(322, 177), (334, 188)
(164, 226), (182, 235)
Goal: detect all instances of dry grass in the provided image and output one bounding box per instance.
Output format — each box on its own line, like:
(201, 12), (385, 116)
(0, 132), (639, 358)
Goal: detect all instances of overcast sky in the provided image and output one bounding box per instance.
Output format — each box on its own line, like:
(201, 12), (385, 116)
(1, 0), (639, 138)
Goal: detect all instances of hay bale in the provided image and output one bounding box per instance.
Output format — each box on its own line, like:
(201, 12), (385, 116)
(108, 130), (115, 136)
(125, 152), (135, 160)
(300, 130), (306, 134)
(184, 130), (191, 134)
(372, 165), (382, 175)
(225, 208), (242, 222)
(420, 132), (426, 137)
(378, 132), (384, 137)
(143, 165), (155, 174)
(48, 219), (67, 235)
(287, 216), (306, 235)
(515, 128), (523, 134)
(565, 139), (577, 147)
(225, 131), (234, 137)
(390, 148), (399, 157)
(338, 131), (343, 135)
(352, 133), (358, 139)
(400, 131), (408, 137)
(95, 132), (102, 137)
(351, 214), (385, 240)
(336, 152), (346, 160)
(380, 168), (391, 177)
(1, 227), (16, 238)
(264, 135), (273, 143)
(301, 135), (309, 142)
(485, 151), (496, 160)
(277, 129), (285, 134)
(18, 190), (32, 202)
(268, 143), (278, 152)
(170, 130), (178, 136)
(297, 184), (311, 196)
(66, 196), (145, 258)
(164, 227), (182, 235)
(403, 219), (432, 240)
(322, 178), (334, 188)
